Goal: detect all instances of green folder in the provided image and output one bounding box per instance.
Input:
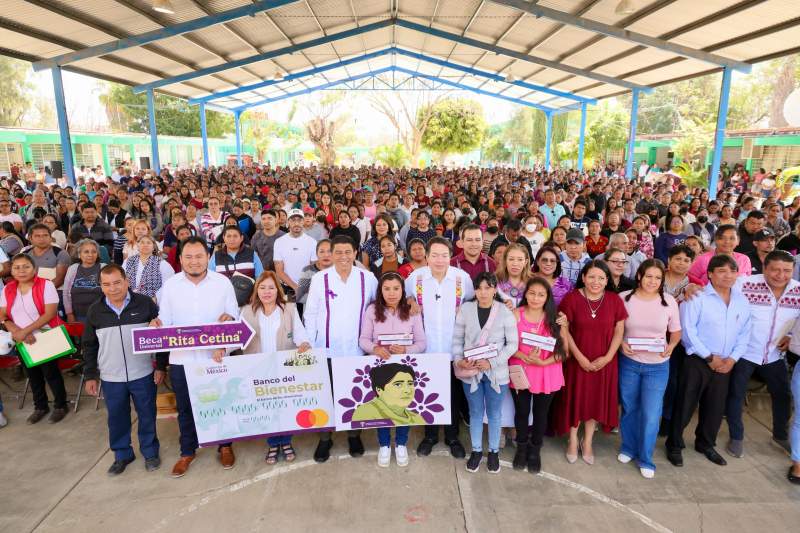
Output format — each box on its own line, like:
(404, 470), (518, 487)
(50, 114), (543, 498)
(17, 325), (76, 368)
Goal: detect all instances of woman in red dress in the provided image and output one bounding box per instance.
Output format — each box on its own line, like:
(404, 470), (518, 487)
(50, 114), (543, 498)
(555, 260), (626, 465)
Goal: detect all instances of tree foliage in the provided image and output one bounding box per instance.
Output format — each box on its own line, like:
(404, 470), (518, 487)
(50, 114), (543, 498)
(371, 143), (410, 167)
(584, 102), (628, 160)
(482, 135), (511, 163)
(419, 98), (486, 160)
(0, 57), (33, 127)
(98, 84), (233, 136)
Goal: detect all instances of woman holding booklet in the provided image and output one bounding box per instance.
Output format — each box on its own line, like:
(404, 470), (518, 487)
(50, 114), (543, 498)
(452, 272), (519, 474)
(618, 259), (682, 479)
(359, 272), (426, 468)
(509, 277), (566, 473)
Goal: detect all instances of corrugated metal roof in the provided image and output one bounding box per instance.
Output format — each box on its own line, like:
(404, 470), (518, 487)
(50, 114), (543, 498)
(0, 0), (797, 112)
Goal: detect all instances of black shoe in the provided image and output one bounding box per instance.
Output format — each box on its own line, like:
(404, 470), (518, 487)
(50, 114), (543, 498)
(696, 446), (727, 466)
(26, 409), (49, 425)
(48, 408), (67, 424)
(527, 445), (542, 474)
(347, 436), (364, 457)
(416, 438), (437, 457)
(512, 444), (528, 471)
(487, 451), (500, 474)
(446, 439), (466, 459)
(314, 439), (333, 463)
(466, 452), (482, 473)
(107, 457), (135, 476)
(667, 449), (683, 467)
(145, 456), (161, 472)
(788, 467), (800, 485)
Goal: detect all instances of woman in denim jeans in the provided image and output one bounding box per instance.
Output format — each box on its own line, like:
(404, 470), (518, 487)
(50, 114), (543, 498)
(618, 259), (682, 479)
(452, 272), (519, 474)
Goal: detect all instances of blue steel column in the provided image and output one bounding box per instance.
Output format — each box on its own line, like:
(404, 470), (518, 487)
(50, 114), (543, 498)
(544, 112), (553, 171)
(625, 88), (640, 180)
(200, 102), (210, 167)
(235, 110), (242, 166)
(578, 102), (587, 172)
(708, 67), (732, 201)
(51, 67), (76, 185)
(147, 89), (160, 172)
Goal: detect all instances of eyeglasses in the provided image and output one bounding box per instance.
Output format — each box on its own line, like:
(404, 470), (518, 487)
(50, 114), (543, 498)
(539, 258), (558, 264)
(608, 259), (630, 265)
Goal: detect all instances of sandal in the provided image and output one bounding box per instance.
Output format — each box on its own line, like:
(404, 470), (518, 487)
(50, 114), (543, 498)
(281, 444), (296, 463)
(265, 446), (279, 465)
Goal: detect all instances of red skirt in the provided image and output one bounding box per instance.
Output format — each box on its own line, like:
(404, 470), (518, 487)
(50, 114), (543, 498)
(552, 355), (619, 434)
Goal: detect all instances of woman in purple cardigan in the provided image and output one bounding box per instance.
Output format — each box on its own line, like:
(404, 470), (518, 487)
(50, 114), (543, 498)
(359, 272), (426, 468)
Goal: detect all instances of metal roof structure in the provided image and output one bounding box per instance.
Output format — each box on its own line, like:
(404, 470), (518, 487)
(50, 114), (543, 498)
(1, 0), (798, 191)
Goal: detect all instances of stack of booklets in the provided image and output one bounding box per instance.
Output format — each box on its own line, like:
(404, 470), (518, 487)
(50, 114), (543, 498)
(464, 343), (499, 360)
(627, 337), (666, 353)
(377, 333), (414, 346)
(520, 332), (557, 351)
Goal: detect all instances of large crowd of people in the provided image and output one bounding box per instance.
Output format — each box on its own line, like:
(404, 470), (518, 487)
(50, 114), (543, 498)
(1, 159), (799, 485)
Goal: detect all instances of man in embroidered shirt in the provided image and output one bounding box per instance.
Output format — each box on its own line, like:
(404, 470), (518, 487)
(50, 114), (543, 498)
(725, 251), (798, 459)
(666, 255), (752, 468)
(405, 237), (474, 459)
(304, 235), (378, 463)
(451, 224), (496, 281)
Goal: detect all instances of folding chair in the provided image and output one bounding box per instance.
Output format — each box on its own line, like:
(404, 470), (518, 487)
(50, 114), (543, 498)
(0, 354), (22, 403)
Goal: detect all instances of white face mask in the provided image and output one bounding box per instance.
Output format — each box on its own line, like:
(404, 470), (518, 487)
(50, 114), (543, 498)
(525, 224), (536, 233)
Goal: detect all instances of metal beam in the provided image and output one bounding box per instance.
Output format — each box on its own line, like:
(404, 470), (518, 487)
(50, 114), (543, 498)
(147, 89), (160, 173)
(235, 111), (243, 167)
(709, 68), (732, 200)
(51, 67), (75, 186)
(133, 19), (393, 93)
(32, 0), (300, 71)
(578, 102), (587, 172)
(200, 102), (210, 167)
(544, 112), (552, 171)
(626, 88), (640, 180)
(488, 0), (751, 72)
(395, 19), (650, 91)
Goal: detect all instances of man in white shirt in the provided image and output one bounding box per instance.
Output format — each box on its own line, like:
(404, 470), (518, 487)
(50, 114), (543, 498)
(273, 209), (317, 298)
(150, 236), (240, 478)
(304, 235), (378, 462)
(404, 237), (474, 459)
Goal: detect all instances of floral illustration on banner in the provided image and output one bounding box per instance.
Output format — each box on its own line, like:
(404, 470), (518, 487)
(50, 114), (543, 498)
(338, 356), (445, 424)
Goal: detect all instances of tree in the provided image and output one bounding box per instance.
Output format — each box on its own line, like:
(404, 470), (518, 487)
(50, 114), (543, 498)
(302, 91), (348, 166)
(768, 56), (798, 127)
(584, 102), (628, 161)
(371, 143), (410, 167)
(482, 136), (511, 164)
(419, 98), (486, 162)
(0, 57), (33, 127)
(98, 84), (233, 136)
(672, 118), (714, 164)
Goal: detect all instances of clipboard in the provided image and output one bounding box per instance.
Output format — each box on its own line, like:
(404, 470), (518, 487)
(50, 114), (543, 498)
(16, 325), (76, 368)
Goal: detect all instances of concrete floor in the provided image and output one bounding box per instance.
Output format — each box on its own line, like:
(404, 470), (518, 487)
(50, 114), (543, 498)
(1, 375), (799, 533)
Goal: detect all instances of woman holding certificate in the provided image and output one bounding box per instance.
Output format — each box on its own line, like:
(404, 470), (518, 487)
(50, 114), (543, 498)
(241, 271), (310, 465)
(358, 272), (426, 468)
(554, 260), (627, 465)
(0, 254), (66, 424)
(509, 277), (566, 473)
(618, 259), (681, 479)
(452, 272), (519, 474)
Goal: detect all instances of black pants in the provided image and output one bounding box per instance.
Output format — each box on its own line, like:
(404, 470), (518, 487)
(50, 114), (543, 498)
(424, 368), (462, 443)
(661, 342), (686, 421)
(512, 389), (553, 447)
(22, 357), (67, 410)
(725, 358), (791, 441)
(170, 364), (231, 456)
(666, 355), (730, 452)
(320, 358), (359, 441)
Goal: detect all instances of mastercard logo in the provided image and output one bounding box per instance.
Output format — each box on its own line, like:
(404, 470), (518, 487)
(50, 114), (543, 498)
(296, 409), (329, 428)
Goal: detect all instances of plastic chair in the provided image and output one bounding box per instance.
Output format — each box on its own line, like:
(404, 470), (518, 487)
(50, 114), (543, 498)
(0, 354), (22, 402)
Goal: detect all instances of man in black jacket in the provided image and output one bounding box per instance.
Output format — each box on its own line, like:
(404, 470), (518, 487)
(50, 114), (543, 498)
(104, 199), (128, 230)
(83, 264), (168, 476)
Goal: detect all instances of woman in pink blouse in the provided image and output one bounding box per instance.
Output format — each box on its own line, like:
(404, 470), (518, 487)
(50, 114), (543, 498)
(359, 272), (426, 468)
(618, 259), (682, 479)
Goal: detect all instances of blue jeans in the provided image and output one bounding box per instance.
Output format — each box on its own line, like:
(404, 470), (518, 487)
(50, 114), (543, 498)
(378, 426), (410, 447)
(463, 375), (507, 453)
(619, 356), (669, 471)
(267, 434), (292, 447)
(0, 393), (4, 412)
(103, 374), (159, 462)
(791, 363), (800, 462)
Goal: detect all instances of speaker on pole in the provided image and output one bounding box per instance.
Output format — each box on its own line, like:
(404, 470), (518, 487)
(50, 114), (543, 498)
(139, 156), (151, 170)
(50, 160), (63, 180)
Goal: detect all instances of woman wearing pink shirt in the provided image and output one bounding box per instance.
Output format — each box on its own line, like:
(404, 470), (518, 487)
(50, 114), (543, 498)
(618, 259), (682, 479)
(687, 224), (751, 285)
(359, 272), (426, 468)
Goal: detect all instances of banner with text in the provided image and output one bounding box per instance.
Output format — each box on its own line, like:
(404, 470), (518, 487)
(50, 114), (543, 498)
(332, 353), (451, 431)
(131, 321), (254, 355)
(183, 349), (334, 447)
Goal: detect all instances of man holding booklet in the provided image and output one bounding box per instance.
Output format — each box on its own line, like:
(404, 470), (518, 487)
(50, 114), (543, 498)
(82, 264), (168, 476)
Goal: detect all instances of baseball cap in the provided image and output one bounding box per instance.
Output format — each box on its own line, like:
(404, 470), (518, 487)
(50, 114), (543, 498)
(287, 208), (304, 219)
(753, 228), (775, 241)
(566, 228), (585, 243)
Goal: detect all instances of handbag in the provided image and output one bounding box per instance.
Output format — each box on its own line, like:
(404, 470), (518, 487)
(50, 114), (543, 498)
(508, 364), (530, 390)
(222, 256), (255, 306)
(454, 304), (499, 379)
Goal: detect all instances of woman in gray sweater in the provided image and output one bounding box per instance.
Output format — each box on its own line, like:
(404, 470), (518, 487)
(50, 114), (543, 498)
(452, 272), (519, 474)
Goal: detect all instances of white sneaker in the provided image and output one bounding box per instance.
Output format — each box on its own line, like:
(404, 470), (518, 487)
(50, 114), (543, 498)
(395, 445), (409, 467)
(378, 446), (391, 467)
(617, 453), (632, 464)
(640, 467), (655, 479)
(0, 412), (7, 428)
